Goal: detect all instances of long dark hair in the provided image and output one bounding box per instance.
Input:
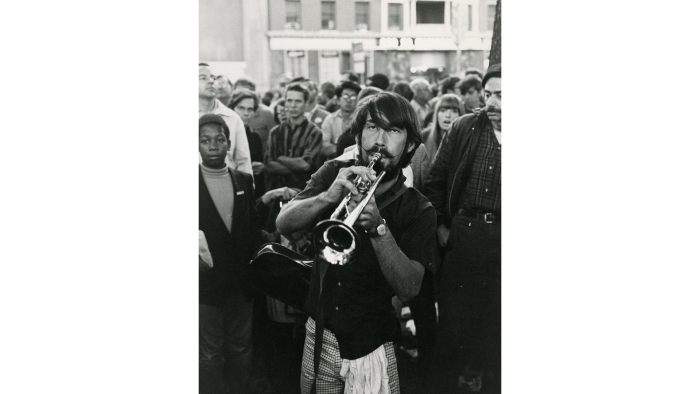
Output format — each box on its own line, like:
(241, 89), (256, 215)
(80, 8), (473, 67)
(349, 92), (422, 169)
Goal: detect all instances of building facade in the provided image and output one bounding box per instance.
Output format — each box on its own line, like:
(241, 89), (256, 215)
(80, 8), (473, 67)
(269, 0), (496, 86)
(200, 0), (497, 92)
(200, 0), (271, 91)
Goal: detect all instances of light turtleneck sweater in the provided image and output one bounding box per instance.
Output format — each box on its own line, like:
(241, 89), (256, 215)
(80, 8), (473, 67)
(200, 164), (234, 232)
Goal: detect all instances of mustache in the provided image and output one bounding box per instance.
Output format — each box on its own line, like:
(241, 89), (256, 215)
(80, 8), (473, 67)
(365, 145), (397, 159)
(486, 106), (500, 113)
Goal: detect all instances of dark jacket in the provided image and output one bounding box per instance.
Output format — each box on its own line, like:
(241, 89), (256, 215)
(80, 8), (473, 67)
(424, 111), (489, 228)
(245, 124), (265, 198)
(199, 167), (263, 306)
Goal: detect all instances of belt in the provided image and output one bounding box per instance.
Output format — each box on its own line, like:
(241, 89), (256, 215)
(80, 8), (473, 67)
(456, 208), (500, 224)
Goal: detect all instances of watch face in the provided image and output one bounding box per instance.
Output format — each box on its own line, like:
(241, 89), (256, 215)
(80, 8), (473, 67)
(377, 224), (387, 236)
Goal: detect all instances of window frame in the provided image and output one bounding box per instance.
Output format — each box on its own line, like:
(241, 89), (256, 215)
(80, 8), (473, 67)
(321, 1), (337, 30)
(387, 3), (404, 31)
(355, 1), (370, 31)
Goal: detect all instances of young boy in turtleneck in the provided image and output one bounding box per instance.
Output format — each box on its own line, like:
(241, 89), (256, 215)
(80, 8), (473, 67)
(198, 114), (261, 394)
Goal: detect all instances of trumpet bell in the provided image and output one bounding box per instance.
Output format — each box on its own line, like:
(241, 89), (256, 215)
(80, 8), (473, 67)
(312, 219), (359, 266)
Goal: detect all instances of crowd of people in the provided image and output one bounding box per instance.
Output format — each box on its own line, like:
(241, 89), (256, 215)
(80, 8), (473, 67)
(198, 62), (502, 394)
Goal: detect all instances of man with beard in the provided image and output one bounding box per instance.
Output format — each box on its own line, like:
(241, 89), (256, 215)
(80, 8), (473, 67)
(424, 63), (501, 394)
(199, 64), (252, 175)
(276, 92), (437, 394)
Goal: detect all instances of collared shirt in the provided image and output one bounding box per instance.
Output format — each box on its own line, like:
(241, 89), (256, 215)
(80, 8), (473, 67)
(296, 160), (437, 360)
(458, 124), (501, 213)
(321, 109), (353, 145)
(265, 118), (323, 190)
(199, 99), (253, 175)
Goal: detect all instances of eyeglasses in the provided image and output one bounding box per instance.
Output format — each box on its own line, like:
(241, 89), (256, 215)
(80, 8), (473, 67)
(341, 94), (357, 100)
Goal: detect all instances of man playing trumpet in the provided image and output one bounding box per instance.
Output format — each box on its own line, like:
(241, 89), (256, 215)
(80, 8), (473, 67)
(277, 92), (437, 394)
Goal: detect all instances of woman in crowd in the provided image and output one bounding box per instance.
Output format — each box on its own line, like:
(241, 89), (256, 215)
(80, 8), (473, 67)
(421, 93), (465, 165)
(272, 98), (287, 125)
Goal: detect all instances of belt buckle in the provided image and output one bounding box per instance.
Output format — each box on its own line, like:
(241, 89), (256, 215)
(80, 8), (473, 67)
(483, 213), (494, 224)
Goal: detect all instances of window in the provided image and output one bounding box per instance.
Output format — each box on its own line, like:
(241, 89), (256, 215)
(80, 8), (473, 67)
(468, 5), (472, 31)
(487, 4), (496, 31)
(355, 2), (369, 30)
(322, 2), (336, 30)
(416, 1), (445, 24)
(285, 0), (301, 29)
(388, 3), (403, 31)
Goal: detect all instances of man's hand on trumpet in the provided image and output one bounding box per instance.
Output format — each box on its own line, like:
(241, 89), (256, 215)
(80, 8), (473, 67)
(347, 193), (383, 232)
(319, 165), (377, 204)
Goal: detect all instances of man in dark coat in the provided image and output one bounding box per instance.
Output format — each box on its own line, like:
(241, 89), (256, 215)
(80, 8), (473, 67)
(424, 63), (502, 394)
(199, 114), (263, 394)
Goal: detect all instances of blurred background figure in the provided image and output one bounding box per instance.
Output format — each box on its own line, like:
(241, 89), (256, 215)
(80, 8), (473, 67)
(333, 86), (382, 157)
(366, 73), (390, 90)
(261, 91), (276, 107)
(390, 81), (414, 103)
(272, 98), (287, 125)
(324, 70), (360, 113)
(234, 76), (276, 151)
(320, 81), (362, 160)
(317, 82), (336, 110)
(228, 90), (266, 198)
(409, 78), (433, 125)
(464, 67), (484, 79)
(459, 74), (485, 114)
(215, 75), (235, 105)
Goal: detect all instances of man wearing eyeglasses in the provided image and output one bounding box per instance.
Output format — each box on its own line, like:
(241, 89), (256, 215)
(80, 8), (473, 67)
(320, 81), (362, 160)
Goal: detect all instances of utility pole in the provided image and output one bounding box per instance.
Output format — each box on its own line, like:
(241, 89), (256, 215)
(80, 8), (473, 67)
(453, 1), (462, 75)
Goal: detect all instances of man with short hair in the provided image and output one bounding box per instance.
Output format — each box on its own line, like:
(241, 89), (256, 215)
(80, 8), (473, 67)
(234, 76), (277, 150)
(320, 81), (362, 159)
(424, 63), (501, 394)
(458, 74), (485, 113)
(199, 63), (252, 175)
(199, 114), (261, 394)
(292, 78), (330, 128)
(276, 91), (437, 394)
(265, 83), (323, 191)
(464, 67), (484, 79)
(427, 76), (462, 109)
(325, 71), (360, 113)
(215, 75), (235, 105)
(409, 78), (433, 124)
(367, 73), (390, 90)
(440, 76), (461, 95)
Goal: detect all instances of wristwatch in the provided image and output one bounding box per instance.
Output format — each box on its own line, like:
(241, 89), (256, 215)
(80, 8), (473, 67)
(367, 219), (387, 238)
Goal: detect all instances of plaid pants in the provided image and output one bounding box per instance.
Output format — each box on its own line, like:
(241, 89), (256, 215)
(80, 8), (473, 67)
(300, 317), (400, 394)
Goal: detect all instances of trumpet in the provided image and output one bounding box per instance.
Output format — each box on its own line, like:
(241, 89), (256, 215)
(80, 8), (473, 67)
(312, 152), (386, 266)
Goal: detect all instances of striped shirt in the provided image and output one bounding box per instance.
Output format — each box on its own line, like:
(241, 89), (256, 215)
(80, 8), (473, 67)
(265, 118), (323, 190)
